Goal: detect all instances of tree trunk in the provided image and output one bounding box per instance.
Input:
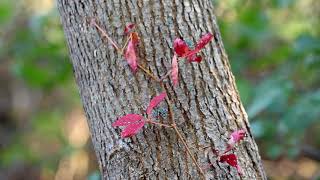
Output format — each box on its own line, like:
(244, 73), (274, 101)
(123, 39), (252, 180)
(57, 0), (266, 179)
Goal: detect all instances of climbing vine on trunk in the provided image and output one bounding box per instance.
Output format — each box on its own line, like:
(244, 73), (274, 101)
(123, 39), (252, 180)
(57, 0), (267, 179)
(91, 19), (246, 178)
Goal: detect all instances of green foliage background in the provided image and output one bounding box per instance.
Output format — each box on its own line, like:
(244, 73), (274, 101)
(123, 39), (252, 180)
(0, 0), (319, 179)
(217, 0), (320, 160)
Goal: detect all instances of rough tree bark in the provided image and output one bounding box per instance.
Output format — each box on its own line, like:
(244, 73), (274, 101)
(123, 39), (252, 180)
(57, 0), (266, 179)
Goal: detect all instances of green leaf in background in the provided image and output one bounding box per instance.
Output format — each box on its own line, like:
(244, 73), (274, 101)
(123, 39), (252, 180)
(272, 0), (296, 8)
(251, 119), (278, 139)
(247, 77), (293, 118)
(251, 120), (265, 138)
(0, 0), (13, 23)
(0, 142), (37, 166)
(281, 90), (320, 135)
(293, 34), (320, 55)
(236, 78), (253, 106)
(266, 144), (283, 160)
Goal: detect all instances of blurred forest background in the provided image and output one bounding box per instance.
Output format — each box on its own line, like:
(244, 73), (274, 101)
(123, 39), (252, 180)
(0, 0), (319, 179)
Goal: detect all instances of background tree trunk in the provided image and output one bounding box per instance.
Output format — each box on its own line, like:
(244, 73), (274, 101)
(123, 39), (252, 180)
(57, 0), (266, 179)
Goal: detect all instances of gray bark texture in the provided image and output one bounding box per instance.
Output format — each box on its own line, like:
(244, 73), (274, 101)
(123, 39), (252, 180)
(57, 0), (266, 179)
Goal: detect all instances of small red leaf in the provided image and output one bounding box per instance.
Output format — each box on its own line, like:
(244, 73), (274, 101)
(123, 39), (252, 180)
(121, 121), (145, 138)
(224, 129), (246, 154)
(125, 40), (138, 72)
(146, 92), (167, 115)
(219, 153), (242, 175)
(112, 114), (143, 127)
(171, 55), (179, 86)
(220, 154), (237, 167)
(231, 129), (246, 142)
(174, 38), (190, 57)
(228, 129), (246, 147)
(124, 23), (135, 35)
(195, 33), (213, 50)
(181, 33), (213, 59)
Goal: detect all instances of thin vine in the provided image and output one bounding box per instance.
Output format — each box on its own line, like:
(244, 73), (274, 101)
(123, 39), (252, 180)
(90, 18), (246, 178)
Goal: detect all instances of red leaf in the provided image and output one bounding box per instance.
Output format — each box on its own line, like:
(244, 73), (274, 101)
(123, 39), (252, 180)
(173, 33), (212, 59)
(124, 23), (135, 35)
(181, 33), (213, 60)
(112, 114), (143, 127)
(220, 154), (237, 167)
(171, 55), (179, 86)
(228, 129), (246, 147)
(187, 54), (202, 63)
(125, 40), (138, 72)
(121, 121), (145, 138)
(219, 153), (242, 175)
(224, 129), (246, 153)
(195, 33), (213, 50)
(231, 129), (246, 142)
(174, 38), (190, 57)
(146, 92), (167, 115)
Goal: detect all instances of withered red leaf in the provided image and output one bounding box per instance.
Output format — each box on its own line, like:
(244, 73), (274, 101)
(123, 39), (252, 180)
(146, 92), (167, 115)
(124, 40), (138, 72)
(171, 55), (179, 86)
(112, 114), (144, 127)
(130, 32), (139, 46)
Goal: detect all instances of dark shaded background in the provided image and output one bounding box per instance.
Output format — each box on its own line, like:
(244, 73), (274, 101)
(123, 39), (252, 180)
(0, 0), (319, 179)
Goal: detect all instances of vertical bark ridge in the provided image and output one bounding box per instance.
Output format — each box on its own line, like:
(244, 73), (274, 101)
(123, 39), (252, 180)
(139, 0), (174, 178)
(173, 2), (204, 177)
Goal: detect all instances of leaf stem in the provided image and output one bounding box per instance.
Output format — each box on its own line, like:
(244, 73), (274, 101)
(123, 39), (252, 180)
(172, 124), (206, 178)
(140, 68), (205, 178)
(90, 19), (120, 52)
(121, 36), (131, 55)
(137, 64), (160, 82)
(159, 69), (172, 82)
(92, 22), (205, 178)
(146, 119), (172, 128)
(159, 82), (175, 125)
